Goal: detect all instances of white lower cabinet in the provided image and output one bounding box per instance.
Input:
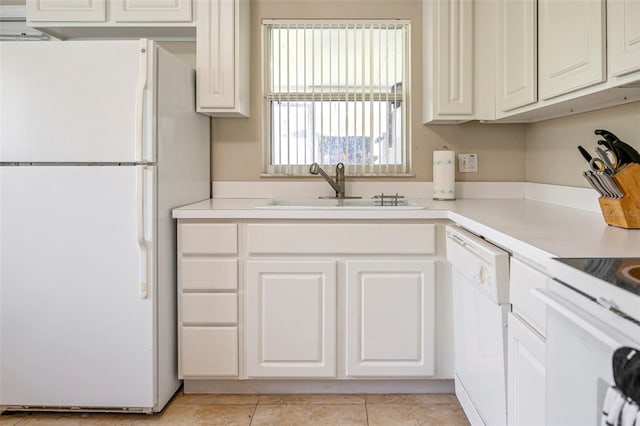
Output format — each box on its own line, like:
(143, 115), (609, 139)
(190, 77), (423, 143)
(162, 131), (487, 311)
(346, 260), (436, 377)
(177, 223), (239, 379)
(178, 221), (446, 385)
(507, 313), (546, 426)
(246, 260), (337, 378)
(507, 257), (547, 426)
(182, 327), (238, 377)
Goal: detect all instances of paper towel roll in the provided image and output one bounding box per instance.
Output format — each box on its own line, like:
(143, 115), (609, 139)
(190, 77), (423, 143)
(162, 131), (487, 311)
(433, 150), (456, 200)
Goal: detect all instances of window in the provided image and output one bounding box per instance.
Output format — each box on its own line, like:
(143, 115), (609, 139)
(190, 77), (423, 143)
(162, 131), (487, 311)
(263, 20), (411, 176)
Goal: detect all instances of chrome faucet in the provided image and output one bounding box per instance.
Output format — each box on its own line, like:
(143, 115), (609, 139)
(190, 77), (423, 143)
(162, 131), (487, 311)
(309, 162), (346, 198)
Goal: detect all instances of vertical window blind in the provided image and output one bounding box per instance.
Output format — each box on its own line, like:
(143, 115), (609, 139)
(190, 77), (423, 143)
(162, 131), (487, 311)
(263, 20), (411, 176)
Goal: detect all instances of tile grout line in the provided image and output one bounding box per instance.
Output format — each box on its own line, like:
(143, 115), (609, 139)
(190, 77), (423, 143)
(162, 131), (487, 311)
(364, 399), (369, 426)
(248, 400), (258, 426)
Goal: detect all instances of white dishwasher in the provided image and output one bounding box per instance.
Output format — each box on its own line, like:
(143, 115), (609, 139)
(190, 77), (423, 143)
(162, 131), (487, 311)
(446, 225), (510, 426)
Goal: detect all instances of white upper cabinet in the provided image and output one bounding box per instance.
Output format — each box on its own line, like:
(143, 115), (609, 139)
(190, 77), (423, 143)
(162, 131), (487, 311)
(607, 0), (640, 77)
(538, 0), (606, 100)
(495, 0), (537, 112)
(27, 0), (106, 22)
(196, 0), (250, 117)
(112, 0), (192, 22)
(26, 0), (195, 39)
(423, 0), (474, 123)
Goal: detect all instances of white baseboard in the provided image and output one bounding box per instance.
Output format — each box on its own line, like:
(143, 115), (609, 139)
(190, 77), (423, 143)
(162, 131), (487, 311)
(211, 181), (525, 199)
(184, 379), (455, 395)
(524, 182), (600, 212)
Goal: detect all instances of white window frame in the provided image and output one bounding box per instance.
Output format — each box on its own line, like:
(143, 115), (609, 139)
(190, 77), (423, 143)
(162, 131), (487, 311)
(262, 19), (412, 177)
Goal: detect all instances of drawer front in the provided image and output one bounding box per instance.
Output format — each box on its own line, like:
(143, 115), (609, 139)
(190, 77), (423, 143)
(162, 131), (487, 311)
(247, 224), (435, 255)
(180, 223), (237, 255)
(182, 293), (237, 325)
(181, 327), (238, 377)
(510, 258), (548, 336)
(181, 258), (238, 291)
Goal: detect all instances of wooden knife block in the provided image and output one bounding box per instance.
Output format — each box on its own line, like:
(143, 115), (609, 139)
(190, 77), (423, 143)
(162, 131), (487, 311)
(598, 163), (640, 229)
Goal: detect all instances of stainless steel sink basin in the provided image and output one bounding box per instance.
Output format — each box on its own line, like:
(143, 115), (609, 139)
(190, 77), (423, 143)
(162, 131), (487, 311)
(256, 198), (426, 210)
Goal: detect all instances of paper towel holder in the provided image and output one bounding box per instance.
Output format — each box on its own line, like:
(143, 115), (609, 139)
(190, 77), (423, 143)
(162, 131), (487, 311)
(433, 147), (456, 201)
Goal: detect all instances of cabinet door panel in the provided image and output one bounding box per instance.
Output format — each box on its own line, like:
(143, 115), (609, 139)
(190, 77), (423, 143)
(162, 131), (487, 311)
(181, 327), (238, 378)
(346, 260), (435, 377)
(496, 0), (537, 112)
(182, 293), (237, 325)
(112, 0), (192, 22)
(181, 258), (238, 291)
(246, 261), (337, 378)
(538, 0), (605, 99)
(179, 223), (237, 255)
(436, 0), (473, 114)
(508, 313), (546, 426)
(197, 0), (236, 108)
(608, 0), (640, 77)
(27, 0), (106, 22)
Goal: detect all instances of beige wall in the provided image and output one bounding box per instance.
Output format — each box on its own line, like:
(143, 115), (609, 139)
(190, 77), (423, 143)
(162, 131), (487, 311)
(211, 0), (527, 182)
(525, 102), (640, 187)
(166, 1), (640, 188)
(158, 41), (196, 68)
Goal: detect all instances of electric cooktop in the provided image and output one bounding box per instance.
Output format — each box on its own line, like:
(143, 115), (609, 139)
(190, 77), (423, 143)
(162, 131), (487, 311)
(555, 258), (640, 296)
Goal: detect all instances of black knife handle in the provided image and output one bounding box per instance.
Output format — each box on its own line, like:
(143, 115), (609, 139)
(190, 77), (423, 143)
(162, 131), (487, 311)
(578, 145), (593, 162)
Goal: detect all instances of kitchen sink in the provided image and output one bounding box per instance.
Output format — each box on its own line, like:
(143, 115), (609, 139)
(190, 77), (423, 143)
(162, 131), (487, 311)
(256, 198), (426, 210)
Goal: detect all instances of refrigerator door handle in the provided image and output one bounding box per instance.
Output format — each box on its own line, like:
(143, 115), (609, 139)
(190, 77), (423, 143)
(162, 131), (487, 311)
(137, 165), (149, 298)
(135, 39), (149, 164)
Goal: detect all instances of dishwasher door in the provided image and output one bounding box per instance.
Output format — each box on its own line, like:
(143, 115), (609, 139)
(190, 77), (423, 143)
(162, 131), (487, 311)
(452, 269), (510, 426)
(446, 225), (510, 426)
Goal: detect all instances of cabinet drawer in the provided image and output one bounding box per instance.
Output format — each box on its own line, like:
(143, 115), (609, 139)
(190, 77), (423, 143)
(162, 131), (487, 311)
(181, 258), (237, 291)
(247, 224), (435, 255)
(510, 258), (548, 336)
(182, 293), (237, 325)
(181, 327), (238, 377)
(180, 223), (237, 255)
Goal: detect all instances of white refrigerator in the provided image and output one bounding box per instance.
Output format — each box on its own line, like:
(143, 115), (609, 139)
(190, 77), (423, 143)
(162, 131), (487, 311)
(0, 40), (210, 412)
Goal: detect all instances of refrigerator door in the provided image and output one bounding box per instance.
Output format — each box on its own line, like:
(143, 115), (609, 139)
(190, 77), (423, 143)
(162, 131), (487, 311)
(0, 165), (157, 409)
(0, 41), (154, 163)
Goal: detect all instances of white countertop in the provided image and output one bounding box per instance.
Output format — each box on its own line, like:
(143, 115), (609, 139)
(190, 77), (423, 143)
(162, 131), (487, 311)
(173, 198), (640, 272)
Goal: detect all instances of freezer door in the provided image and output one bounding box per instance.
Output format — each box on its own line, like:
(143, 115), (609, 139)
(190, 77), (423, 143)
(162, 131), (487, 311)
(0, 165), (157, 409)
(0, 41), (154, 163)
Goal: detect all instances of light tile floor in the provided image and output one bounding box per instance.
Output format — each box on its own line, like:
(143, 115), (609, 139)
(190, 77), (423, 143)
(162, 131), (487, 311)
(1, 392), (469, 425)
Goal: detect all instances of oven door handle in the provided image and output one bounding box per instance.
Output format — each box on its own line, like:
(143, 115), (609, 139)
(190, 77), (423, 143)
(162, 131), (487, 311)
(532, 288), (630, 349)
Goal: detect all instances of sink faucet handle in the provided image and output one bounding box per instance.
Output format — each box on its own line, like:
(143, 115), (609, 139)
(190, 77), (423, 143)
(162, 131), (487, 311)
(335, 163), (345, 198)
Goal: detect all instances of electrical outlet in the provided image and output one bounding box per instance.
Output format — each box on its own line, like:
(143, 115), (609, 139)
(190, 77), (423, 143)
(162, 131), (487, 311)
(458, 153), (478, 173)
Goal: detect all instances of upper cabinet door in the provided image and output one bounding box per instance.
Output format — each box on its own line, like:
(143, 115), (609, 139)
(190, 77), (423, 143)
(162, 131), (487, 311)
(496, 0), (537, 112)
(608, 0), (640, 77)
(538, 0), (605, 100)
(26, 0), (106, 22)
(112, 0), (192, 22)
(423, 0), (473, 122)
(197, 0), (250, 117)
(436, 0), (473, 115)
